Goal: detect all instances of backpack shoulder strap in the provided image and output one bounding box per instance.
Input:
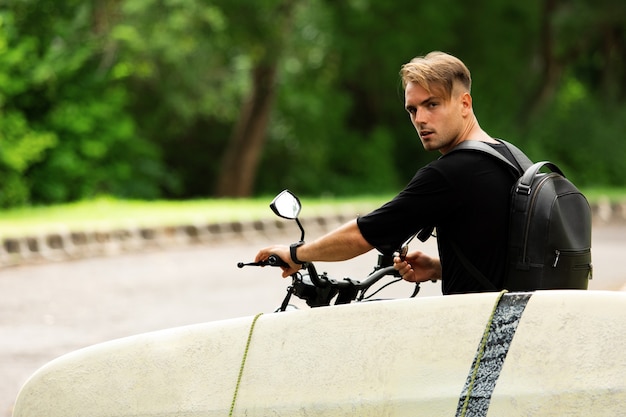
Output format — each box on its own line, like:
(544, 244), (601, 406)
(449, 139), (533, 173)
(445, 139), (535, 291)
(497, 139), (533, 171)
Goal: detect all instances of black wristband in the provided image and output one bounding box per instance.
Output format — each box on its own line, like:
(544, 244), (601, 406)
(289, 241), (306, 265)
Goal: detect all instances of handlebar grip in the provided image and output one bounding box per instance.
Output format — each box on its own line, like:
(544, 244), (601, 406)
(268, 254), (289, 268)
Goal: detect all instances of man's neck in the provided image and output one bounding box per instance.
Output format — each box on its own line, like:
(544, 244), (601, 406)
(440, 123), (494, 154)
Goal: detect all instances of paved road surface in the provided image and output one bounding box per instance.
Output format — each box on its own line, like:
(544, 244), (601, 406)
(2, 224), (625, 415)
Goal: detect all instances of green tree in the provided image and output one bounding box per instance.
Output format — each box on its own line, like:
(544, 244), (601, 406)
(256, 0), (461, 196)
(214, 0), (301, 197)
(0, 10), (57, 207)
(520, 0), (626, 185)
(2, 0), (624, 208)
(0, 0), (166, 206)
(109, 0), (251, 197)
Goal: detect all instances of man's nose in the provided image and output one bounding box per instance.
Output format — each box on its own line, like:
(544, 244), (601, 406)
(413, 108), (426, 125)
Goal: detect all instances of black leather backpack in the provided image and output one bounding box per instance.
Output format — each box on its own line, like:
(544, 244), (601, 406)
(446, 140), (592, 291)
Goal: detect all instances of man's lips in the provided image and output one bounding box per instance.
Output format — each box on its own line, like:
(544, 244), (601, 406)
(419, 130), (434, 139)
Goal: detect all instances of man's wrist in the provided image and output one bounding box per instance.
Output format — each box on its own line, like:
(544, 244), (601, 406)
(289, 241), (306, 265)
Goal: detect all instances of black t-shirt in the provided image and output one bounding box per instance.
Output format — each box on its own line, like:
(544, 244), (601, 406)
(357, 143), (518, 295)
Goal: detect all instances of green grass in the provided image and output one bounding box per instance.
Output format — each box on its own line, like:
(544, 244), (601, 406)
(0, 195), (389, 238)
(0, 188), (624, 239)
(579, 187), (626, 203)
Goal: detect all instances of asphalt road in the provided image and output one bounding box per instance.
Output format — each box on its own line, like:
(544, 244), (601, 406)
(2, 223), (625, 416)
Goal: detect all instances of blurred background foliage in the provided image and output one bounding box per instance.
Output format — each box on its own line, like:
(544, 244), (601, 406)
(0, 0), (625, 208)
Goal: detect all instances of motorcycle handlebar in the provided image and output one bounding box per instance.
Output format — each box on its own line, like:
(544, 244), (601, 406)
(239, 255), (410, 308)
(238, 257), (399, 291)
(355, 265), (399, 289)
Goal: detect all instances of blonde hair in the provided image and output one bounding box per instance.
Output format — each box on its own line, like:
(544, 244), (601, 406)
(400, 51), (472, 100)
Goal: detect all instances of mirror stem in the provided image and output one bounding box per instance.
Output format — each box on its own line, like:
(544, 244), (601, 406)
(295, 218), (305, 242)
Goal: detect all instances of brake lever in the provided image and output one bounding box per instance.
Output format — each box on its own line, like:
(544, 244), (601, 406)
(393, 233), (415, 261)
(393, 227), (434, 260)
(393, 234), (436, 283)
(237, 254), (289, 268)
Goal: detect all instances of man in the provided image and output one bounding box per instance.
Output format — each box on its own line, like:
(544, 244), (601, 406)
(255, 51), (520, 294)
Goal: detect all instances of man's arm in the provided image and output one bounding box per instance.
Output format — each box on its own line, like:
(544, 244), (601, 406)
(254, 219), (374, 278)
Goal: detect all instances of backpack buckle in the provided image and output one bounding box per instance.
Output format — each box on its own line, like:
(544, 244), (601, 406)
(516, 184), (531, 195)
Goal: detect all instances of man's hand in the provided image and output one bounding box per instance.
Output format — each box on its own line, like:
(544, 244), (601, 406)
(393, 250), (441, 283)
(255, 245), (301, 278)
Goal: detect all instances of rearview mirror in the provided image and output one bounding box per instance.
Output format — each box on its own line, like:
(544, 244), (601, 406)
(270, 190), (301, 220)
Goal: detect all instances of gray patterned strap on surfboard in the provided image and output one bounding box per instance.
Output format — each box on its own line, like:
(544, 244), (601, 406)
(456, 292), (533, 417)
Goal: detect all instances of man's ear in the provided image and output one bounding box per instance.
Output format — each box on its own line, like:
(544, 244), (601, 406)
(460, 92), (472, 116)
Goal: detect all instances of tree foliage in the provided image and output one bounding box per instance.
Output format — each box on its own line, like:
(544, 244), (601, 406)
(0, 0), (166, 207)
(0, 0), (625, 207)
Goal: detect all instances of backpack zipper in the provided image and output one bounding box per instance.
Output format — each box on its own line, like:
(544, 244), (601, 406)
(551, 249), (593, 280)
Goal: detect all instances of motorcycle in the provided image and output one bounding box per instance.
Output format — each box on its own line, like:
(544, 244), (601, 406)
(238, 189), (432, 311)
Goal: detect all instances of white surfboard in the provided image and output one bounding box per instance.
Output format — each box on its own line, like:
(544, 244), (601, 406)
(12, 290), (626, 416)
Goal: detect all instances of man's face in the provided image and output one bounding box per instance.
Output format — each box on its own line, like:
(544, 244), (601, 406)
(404, 81), (466, 153)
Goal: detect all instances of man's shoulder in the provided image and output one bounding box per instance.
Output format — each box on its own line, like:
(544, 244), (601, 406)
(431, 146), (497, 167)
(429, 145), (515, 182)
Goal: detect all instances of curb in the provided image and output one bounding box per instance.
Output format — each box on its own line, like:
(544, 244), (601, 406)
(1, 201), (624, 269)
(0, 214), (352, 268)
